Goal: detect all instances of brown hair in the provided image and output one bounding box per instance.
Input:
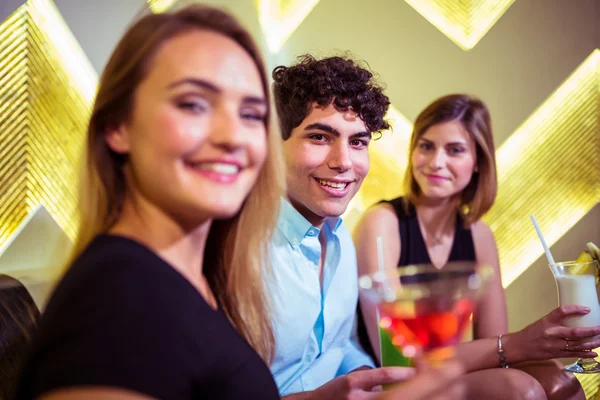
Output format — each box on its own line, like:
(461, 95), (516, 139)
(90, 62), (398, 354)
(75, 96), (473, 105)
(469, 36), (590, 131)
(403, 94), (497, 226)
(70, 5), (284, 363)
(272, 54), (391, 140)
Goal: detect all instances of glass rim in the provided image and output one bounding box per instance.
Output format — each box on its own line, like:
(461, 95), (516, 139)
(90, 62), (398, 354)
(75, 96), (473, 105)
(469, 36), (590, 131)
(358, 261), (491, 281)
(551, 260), (599, 268)
(358, 263), (494, 301)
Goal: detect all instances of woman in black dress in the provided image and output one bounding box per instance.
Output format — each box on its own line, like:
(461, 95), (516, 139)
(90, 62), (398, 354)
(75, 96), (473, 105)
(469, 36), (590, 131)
(15, 5), (284, 399)
(354, 94), (598, 399)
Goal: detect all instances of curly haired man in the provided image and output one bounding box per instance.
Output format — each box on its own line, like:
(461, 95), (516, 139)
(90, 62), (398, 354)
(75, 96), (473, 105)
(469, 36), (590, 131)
(267, 54), (409, 398)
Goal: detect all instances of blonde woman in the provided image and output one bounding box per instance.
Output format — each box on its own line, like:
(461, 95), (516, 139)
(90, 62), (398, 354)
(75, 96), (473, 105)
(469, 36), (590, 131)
(15, 5), (283, 399)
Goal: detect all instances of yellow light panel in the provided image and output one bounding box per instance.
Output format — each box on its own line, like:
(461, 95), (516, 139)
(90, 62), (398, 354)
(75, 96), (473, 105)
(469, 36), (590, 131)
(255, 0), (320, 53)
(486, 49), (600, 287)
(148, 0), (177, 13)
(0, 0), (96, 250)
(404, 0), (515, 51)
(347, 49), (600, 288)
(578, 366), (600, 399)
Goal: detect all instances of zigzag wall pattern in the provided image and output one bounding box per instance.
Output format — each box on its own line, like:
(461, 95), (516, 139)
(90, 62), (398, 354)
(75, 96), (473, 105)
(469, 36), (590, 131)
(1, 0), (599, 395)
(0, 0), (92, 247)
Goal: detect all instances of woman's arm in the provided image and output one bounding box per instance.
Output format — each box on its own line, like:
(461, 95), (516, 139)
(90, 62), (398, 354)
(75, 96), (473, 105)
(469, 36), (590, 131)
(455, 305), (600, 372)
(457, 221), (600, 372)
(353, 203), (401, 363)
(471, 220), (508, 339)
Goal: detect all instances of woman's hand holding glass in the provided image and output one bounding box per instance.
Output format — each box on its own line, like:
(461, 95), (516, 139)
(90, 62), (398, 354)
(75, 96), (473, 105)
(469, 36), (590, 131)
(502, 305), (600, 362)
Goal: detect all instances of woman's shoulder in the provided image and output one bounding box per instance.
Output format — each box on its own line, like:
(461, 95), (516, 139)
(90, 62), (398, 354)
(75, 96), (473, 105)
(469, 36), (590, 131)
(74, 234), (158, 265)
(469, 220), (494, 239)
(469, 219), (499, 258)
(359, 202), (399, 228)
(353, 200), (402, 243)
(362, 196), (414, 225)
(66, 234), (171, 283)
(371, 195), (410, 218)
(49, 235), (193, 318)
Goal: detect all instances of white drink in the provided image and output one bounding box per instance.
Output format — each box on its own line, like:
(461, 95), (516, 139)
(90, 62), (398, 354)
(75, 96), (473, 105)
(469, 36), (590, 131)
(556, 275), (600, 328)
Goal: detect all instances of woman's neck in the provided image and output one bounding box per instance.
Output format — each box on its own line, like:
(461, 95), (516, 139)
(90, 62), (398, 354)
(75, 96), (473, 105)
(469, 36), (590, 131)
(109, 195), (213, 302)
(414, 196), (459, 240)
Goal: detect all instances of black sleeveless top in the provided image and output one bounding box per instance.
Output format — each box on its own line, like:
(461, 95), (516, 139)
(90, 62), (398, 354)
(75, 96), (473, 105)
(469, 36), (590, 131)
(357, 197), (476, 364)
(389, 197), (475, 266)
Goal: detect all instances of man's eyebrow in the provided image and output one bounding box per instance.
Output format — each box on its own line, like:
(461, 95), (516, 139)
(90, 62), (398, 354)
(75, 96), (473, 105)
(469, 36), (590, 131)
(304, 123), (340, 136)
(350, 131), (372, 139)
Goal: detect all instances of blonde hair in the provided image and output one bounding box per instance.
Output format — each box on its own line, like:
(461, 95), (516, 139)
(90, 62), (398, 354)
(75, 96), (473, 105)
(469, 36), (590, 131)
(69, 5), (284, 363)
(403, 94), (497, 226)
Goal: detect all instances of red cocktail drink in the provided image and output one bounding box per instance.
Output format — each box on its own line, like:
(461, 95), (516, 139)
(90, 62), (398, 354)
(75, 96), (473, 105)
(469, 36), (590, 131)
(359, 262), (492, 360)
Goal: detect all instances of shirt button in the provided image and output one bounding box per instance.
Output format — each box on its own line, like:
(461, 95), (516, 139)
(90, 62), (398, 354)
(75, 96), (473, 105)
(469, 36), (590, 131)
(308, 229), (317, 236)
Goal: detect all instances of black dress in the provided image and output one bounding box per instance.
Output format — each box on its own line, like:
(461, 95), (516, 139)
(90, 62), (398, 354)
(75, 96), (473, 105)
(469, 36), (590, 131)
(15, 234), (280, 400)
(357, 197), (476, 364)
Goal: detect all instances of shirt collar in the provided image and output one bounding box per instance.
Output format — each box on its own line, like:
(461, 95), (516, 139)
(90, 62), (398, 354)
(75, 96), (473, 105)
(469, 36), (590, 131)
(325, 215), (343, 233)
(277, 198), (343, 245)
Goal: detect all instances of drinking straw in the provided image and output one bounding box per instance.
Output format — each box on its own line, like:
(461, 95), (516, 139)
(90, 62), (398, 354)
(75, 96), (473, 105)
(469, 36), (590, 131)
(530, 215), (559, 277)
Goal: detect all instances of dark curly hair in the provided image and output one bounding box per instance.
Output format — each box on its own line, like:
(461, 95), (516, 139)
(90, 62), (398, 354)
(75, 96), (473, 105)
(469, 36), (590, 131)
(272, 54), (391, 140)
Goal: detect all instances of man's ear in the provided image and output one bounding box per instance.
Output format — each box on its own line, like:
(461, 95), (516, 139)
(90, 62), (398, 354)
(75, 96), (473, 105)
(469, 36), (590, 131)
(104, 124), (130, 154)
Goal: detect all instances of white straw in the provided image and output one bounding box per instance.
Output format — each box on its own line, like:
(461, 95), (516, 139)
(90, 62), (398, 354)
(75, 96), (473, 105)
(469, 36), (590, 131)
(376, 236), (384, 273)
(530, 215), (558, 276)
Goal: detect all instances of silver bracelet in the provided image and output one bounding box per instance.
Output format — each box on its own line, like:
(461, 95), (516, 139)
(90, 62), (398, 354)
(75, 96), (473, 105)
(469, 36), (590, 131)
(497, 334), (510, 368)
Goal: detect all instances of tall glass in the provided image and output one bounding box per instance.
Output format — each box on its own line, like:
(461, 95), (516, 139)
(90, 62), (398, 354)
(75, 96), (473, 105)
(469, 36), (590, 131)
(554, 260), (600, 373)
(359, 262), (493, 363)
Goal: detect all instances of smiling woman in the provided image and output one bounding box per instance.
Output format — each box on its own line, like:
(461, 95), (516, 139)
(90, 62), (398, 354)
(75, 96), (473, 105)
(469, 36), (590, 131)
(354, 94), (589, 400)
(13, 5), (284, 400)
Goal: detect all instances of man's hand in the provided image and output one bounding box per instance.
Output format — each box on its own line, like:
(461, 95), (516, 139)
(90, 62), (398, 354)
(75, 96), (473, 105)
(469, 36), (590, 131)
(282, 358), (465, 400)
(282, 367), (415, 400)
(379, 358), (465, 400)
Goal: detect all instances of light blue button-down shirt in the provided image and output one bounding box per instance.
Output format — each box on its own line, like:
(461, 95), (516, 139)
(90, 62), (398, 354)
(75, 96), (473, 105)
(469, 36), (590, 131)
(268, 198), (375, 396)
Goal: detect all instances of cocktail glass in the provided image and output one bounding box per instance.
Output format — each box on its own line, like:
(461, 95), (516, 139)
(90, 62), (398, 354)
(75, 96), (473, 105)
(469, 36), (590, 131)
(359, 262), (493, 363)
(554, 260), (600, 373)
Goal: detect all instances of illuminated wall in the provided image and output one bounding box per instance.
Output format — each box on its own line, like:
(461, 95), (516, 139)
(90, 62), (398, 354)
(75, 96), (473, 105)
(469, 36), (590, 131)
(0, 0), (95, 246)
(0, 0), (599, 394)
